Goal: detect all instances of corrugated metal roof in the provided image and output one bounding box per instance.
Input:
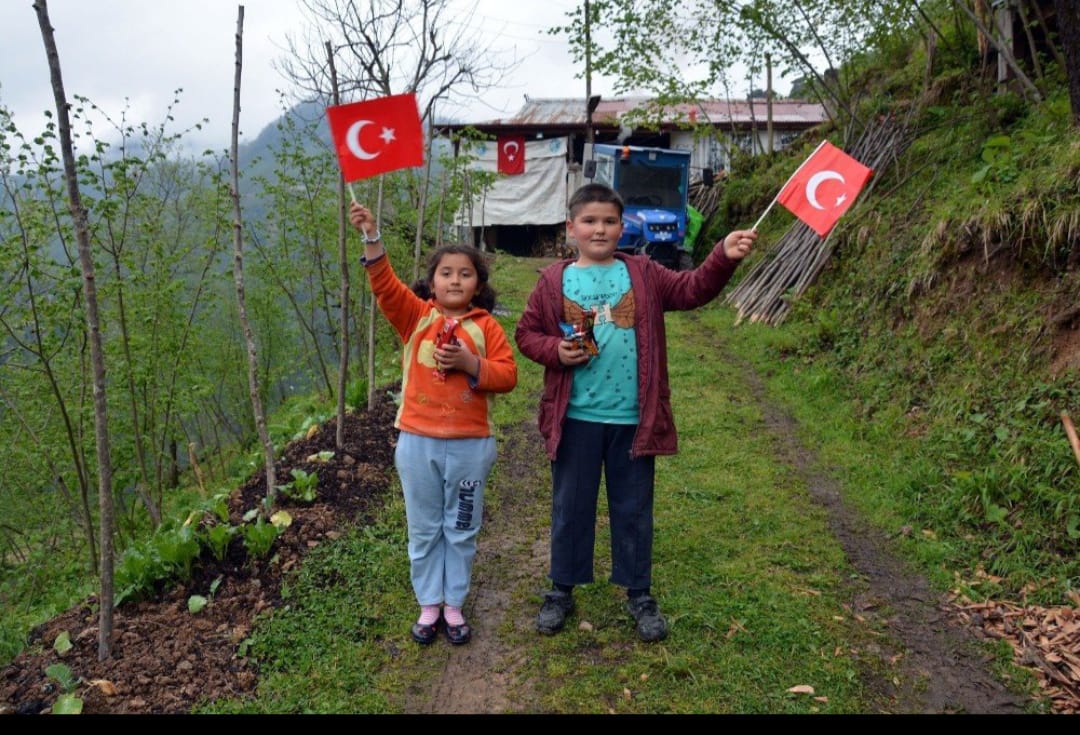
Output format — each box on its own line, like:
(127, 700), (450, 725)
(476, 96), (826, 128)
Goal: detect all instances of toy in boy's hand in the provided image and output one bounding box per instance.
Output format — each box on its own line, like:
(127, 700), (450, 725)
(559, 307), (600, 357)
(434, 318), (460, 380)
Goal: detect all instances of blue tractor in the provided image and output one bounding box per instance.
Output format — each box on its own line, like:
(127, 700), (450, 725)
(585, 143), (701, 270)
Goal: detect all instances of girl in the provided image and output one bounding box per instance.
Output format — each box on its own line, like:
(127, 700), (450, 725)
(349, 202), (517, 645)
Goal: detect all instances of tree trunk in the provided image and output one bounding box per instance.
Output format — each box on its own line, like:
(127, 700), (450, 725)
(229, 6), (277, 506)
(168, 438), (179, 489)
(327, 41), (350, 446)
(34, 0), (116, 661)
(1054, 0), (1080, 126)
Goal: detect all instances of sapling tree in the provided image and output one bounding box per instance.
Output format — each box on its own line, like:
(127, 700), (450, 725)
(34, 0), (117, 660)
(229, 6), (277, 509)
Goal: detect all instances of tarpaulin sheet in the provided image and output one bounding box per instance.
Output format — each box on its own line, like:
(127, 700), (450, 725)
(455, 137), (567, 226)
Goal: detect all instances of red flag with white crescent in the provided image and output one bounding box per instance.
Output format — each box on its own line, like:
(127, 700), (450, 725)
(326, 93), (424, 182)
(776, 141), (872, 236)
(497, 135), (526, 175)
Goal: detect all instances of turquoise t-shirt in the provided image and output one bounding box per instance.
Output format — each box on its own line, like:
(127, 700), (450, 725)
(562, 261), (639, 424)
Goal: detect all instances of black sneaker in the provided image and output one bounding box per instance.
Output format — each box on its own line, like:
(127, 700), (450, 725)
(536, 590), (575, 635)
(626, 594), (668, 642)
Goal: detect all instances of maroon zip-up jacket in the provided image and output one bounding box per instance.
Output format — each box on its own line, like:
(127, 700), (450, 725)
(515, 247), (739, 460)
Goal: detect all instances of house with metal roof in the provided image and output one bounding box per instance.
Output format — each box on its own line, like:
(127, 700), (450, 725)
(441, 96), (828, 255)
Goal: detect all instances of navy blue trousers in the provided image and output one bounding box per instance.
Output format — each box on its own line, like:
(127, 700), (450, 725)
(549, 418), (656, 589)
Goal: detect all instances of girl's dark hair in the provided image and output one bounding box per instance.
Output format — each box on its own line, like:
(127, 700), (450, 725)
(410, 243), (497, 312)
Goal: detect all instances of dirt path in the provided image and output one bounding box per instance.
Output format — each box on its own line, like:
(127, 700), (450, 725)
(411, 353), (1028, 714)
(735, 351), (1026, 714)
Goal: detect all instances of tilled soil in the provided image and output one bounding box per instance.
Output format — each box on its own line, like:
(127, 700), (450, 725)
(0, 399), (398, 715)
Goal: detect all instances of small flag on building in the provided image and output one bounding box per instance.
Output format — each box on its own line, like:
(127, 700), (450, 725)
(775, 141), (873, 236)
(326, 93), (424, 182)
(497, 135), (526, 175)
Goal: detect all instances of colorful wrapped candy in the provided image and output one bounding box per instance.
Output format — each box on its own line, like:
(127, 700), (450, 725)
(434, 317), (460, 380)
(559, 306), (599, 357)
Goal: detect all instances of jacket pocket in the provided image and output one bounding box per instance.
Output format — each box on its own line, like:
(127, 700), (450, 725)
(654, 389), (674, 437)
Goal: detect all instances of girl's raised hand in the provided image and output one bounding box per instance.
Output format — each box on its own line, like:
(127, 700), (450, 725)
(349, 202), (378, 239)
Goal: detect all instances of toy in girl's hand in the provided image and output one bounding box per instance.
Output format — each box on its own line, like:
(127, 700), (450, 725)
(559, 306), (599, 357)
(434, 317), (460, 380)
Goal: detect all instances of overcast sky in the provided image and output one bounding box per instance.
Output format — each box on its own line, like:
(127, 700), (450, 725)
(0, 0), (630, 151)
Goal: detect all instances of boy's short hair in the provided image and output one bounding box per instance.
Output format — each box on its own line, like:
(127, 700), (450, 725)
(568, 183), (624, 219)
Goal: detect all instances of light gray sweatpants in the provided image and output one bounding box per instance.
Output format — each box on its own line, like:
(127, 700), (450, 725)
(394, 431), (496, 608)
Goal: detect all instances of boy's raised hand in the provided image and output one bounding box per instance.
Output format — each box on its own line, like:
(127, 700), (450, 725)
(722, 229), (758, 261)
(349, 201), (378, 240)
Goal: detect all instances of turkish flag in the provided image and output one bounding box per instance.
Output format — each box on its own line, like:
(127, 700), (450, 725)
(497, 135), (526, 175)
(776, 141), (873, 236)
(326, 93), (424, 182)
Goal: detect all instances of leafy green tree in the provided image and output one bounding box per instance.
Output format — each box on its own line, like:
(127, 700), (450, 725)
(549, 0), (918, 128)
(0, 107), (98, 572)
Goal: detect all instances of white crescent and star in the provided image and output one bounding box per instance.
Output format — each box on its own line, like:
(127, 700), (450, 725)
(805, 170), (847, 210)
(345, 119), (396, 160)
(502, 140), (520, 161)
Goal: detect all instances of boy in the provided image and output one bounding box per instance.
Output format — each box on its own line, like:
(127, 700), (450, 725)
(514, 183), (756, 641)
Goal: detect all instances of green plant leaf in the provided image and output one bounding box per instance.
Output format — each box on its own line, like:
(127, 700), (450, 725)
(242, 518), (281, 559)
(53, 693), (83, 715)
(210, 576), (223, 597)
(270, 510), (293, 528)
(53, 630), (73, 655)
(242, 508), (260, 523)
(45, 663), (76, 692)
(188, 595), (208, 614)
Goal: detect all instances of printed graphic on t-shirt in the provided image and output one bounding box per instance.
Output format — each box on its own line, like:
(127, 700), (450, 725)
(562, 262), (639, 423)
(562, 293), (635, 328)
